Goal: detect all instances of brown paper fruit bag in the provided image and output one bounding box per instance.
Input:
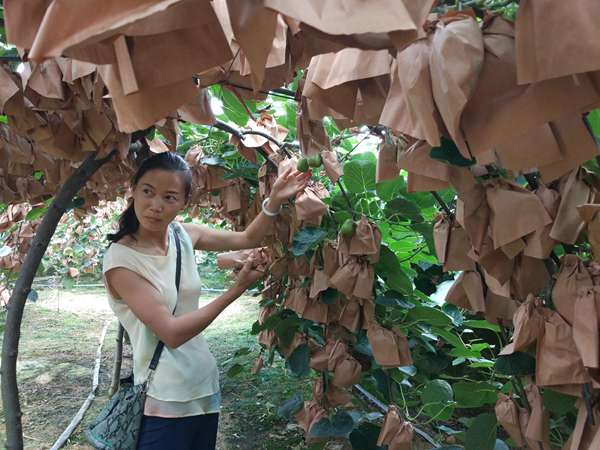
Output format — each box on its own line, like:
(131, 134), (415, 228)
(495, 394), (525, 447)
(552, 255), (593, 325)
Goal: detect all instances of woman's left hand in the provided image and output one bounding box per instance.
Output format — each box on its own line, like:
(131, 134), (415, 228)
(270, 167), (311, 205)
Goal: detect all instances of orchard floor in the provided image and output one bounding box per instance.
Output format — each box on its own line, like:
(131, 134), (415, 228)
(0, 287), (431, 450)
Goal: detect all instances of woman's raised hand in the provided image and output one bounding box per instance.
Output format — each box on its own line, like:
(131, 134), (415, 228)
(232, 252), (265, 292)
(269, 167), (311, 205)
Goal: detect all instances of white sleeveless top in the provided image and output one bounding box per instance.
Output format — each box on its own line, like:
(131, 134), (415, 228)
(102, 222), (220, 417)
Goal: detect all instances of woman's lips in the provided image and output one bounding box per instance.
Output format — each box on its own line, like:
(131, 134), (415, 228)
(146, 217), (161, 223)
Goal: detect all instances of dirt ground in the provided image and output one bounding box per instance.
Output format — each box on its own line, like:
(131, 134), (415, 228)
(0, 287), (432, 450)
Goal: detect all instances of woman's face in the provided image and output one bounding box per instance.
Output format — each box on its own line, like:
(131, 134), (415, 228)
(131, 169), (188, 231)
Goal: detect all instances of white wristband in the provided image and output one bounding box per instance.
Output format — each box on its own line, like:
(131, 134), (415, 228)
(262, 197), (281, 217)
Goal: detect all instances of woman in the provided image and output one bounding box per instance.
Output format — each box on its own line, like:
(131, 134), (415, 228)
(103, 151), (309, 449)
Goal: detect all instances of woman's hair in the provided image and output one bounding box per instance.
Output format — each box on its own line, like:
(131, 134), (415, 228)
(107, 152), (192, 243)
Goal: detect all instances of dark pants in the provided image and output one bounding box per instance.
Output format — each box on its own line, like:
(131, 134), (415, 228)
(137, 413), (219, 450)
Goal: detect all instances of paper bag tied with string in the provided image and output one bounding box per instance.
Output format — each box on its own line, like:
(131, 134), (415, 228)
(295, 185), (329, 222)
(376, 139), (400, 183)
(302, 296), (329, 324)
(284, 287), (309, 316)
(430, 14), (484, 158)
(302, 48), (392, 123)
(536, 309), (590, 390)
(495, 394), (525, 447)
(327, 340), (362, 388)
(397, 141), (453, 193)
(330, 257), (374, 301)
(500, 294), (545, 355)
(433, 214), (476, 272)
(572, 287), (600, 370)
(550, 168), (592, 245)
(485, 179), (552, 250)
(367, 324), (412, 368)
(456, 184), (489, 252)
(515, 0), (600, 83)
(321, 151), (343, 184)
(349, 216), (381, 262)
(510, 255), (550, 301)
(309, 340), (336, 372)
(552, 255), (593, 325)
(392, 37), (442, 146)
(524, 184), (560, 259)
(522, 384), (552, 450)
(338, 298), (362, 333)
(461, 15), (600, 159)
(445, 271), (485, 314)
(295, 400), (327, 435)
(312, 377), (351, 408)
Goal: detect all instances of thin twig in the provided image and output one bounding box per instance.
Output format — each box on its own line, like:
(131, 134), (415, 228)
(340, 135), (371, 162)
(336, 182), (355, 217)
(430, 191), (453, 218)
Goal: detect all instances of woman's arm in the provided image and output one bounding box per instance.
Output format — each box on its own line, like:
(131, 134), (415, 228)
(183, 167), (309, 252)
(105, 258), (263, 348)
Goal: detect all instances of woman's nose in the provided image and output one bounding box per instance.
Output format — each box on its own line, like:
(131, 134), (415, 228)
(149, 198), (163, 212)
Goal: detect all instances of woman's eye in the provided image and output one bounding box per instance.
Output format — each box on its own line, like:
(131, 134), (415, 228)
(166, 195), (177, 202)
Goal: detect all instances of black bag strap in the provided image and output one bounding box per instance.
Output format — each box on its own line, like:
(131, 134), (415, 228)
(148, 223), (182, 372)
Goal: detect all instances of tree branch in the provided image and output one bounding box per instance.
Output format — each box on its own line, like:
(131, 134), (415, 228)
(1, 149), (117, 450)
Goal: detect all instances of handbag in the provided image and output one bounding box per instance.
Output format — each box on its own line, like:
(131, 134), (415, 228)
(85, 224), (182, 450)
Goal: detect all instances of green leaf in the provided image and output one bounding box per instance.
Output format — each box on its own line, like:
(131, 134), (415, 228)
(462, 320), (501, 332)
(495, 352), (535, 376)
(385, 197), (423, 222)
(376, 176), (405, 202)
(420, 379), (454, 421)
(409, 222), (435, 253)
(287, 344), (310, 377)
(375, 246), (413, 294)
(310, 411), (354, 439)
(321, 288), (339, 304)
(543, 389), (577, 415)
(233, 347), (251, 357)
(201, 156), (226, 166)
(291, 228), (328, 256)
(407, 306), (453, 328)
(430, 137), (475, 167)
(226, 363), (244, 377)
(213, 85), (253, 127)
(343, 159), (376, 193)
(278, 394), (304, 419)
(274, 317), (300, 348)
(375, 293), (414, 309)
(442, 304), (464, 327)
(587, 109), (600, 143)
(453, 381), (498, 408)
(26, 206), (48, 221)
(464, 413), (497, 450)
(349, 422), (385, 450)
